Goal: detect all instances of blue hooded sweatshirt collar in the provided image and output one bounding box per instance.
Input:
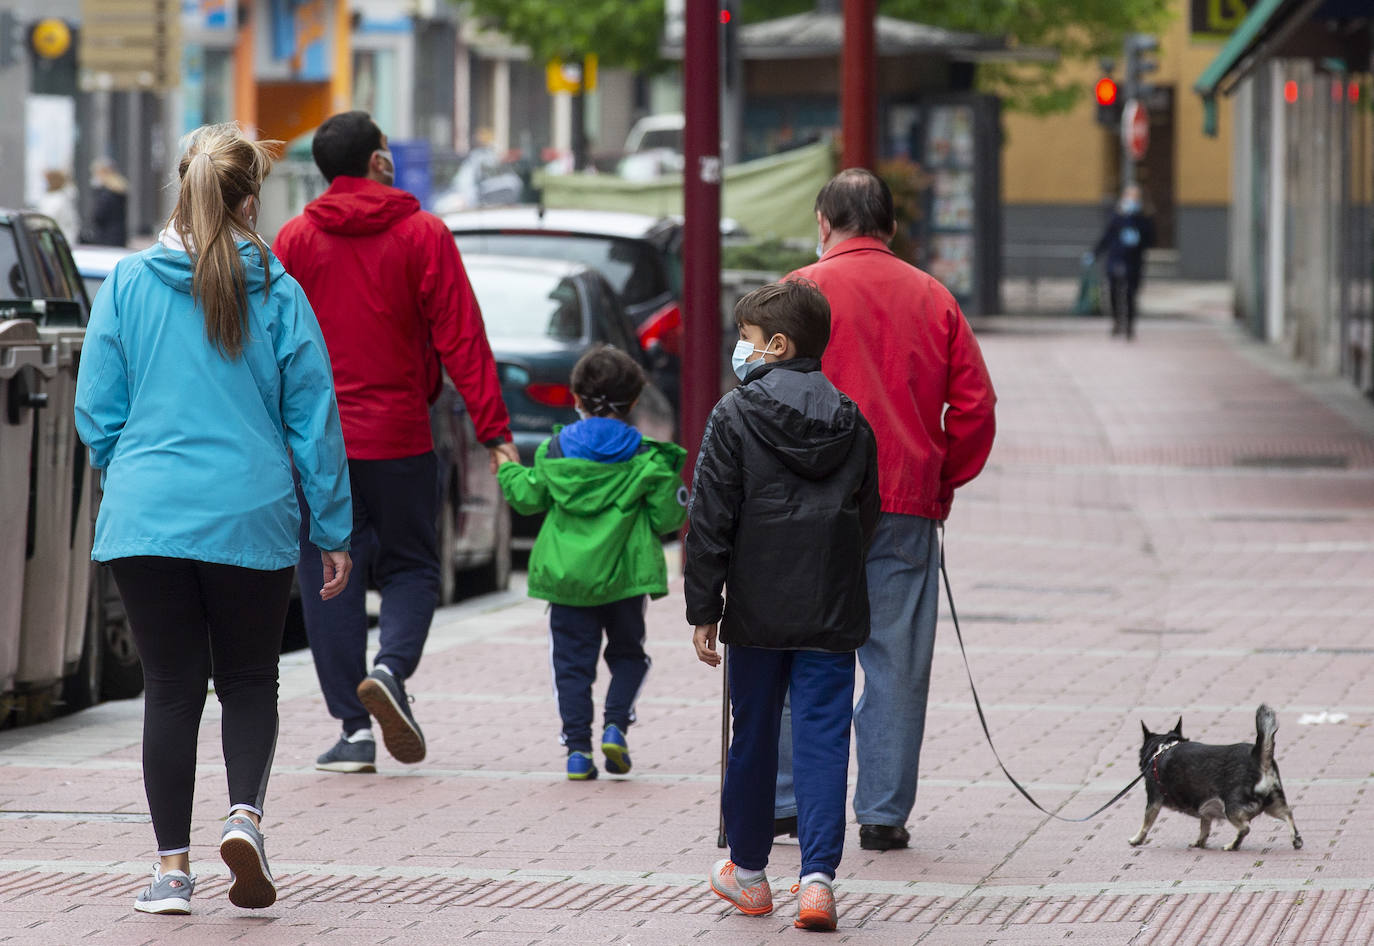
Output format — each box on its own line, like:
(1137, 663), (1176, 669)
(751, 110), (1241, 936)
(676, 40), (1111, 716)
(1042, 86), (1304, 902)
(142, 236), (281, 295)
(555, 416), (643, 463)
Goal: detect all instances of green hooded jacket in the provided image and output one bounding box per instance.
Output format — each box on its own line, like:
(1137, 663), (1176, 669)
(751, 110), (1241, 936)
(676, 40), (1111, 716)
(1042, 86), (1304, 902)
(498, 428), (688, 607)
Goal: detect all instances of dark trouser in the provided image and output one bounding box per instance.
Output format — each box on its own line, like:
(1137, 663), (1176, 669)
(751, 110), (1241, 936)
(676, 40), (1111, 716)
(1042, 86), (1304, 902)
(297, 452), (439, 735)
(109, 556), (292, 855)
(1108, 272), (1140, 338)
(725, 645), (854, 880)
(549, 597), (650, 752)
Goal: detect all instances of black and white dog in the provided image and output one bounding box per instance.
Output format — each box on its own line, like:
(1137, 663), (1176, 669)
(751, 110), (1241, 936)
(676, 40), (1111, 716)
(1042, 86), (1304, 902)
(1128, 704), (1302, 851)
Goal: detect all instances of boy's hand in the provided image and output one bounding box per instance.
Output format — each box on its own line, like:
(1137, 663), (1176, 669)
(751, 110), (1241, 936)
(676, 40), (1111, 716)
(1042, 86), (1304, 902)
(693, 624), (721, 667)
(488, 442), (520, 472)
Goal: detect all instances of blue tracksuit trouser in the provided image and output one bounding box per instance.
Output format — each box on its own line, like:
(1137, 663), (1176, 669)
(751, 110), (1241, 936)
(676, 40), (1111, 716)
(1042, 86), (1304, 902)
(724, 644), (854, 879)
(549, 596), (650, 753)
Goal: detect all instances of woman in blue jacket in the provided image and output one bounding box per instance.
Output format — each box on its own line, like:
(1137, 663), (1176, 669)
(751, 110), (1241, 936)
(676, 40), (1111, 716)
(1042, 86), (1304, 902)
(74, 123), (354, 916)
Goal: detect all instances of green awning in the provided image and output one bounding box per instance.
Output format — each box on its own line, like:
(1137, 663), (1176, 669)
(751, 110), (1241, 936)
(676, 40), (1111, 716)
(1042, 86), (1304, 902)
(1193, 0), (1322, 136)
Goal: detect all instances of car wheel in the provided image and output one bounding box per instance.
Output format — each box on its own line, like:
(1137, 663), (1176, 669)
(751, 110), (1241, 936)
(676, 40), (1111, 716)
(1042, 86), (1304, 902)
(437, 479), (459, 605)
(93, 565), (143, 700)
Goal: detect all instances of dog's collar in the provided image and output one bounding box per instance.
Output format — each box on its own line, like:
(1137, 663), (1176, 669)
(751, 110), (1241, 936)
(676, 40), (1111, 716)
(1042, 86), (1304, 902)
(1149, 738), (1182, 763)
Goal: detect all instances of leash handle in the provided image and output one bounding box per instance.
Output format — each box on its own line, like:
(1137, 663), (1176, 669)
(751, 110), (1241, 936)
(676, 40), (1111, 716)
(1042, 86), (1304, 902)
(937, 523), (1142, 823)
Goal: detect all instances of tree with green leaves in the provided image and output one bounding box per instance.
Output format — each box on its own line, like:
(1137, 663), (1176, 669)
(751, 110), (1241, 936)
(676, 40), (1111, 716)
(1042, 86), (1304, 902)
(459, 0), (667, 167)
(742, 0), (1173, 115)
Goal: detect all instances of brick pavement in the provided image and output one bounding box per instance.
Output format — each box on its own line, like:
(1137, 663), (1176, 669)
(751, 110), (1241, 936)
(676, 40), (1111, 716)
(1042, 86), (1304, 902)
(2, 289), (1373, 945)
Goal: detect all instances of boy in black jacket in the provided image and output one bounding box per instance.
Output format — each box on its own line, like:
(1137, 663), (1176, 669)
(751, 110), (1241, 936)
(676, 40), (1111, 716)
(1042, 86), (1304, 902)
(685, 279), (879, 931)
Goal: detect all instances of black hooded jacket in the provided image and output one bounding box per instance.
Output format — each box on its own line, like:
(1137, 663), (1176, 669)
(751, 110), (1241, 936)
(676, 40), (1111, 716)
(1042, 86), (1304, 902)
(684, 358), (880, 652)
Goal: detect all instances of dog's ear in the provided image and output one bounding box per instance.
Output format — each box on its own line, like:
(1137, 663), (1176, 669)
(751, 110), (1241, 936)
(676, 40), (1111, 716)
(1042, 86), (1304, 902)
(1171, 718), (1183, 737)
(1141, 720), (1150, 738)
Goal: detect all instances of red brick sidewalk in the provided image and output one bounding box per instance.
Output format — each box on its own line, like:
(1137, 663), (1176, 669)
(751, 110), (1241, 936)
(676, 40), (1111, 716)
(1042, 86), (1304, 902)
(3, 296), (1372, 945)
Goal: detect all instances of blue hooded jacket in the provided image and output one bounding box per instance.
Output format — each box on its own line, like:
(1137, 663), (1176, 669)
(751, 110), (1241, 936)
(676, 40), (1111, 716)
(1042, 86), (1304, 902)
(74, 239), (353, 569)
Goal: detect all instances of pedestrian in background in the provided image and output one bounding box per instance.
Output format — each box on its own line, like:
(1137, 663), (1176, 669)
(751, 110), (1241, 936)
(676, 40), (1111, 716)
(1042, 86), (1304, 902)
(687, 280), (880, 931)
(85, 157), (129, 247)
(274, 110), (517, 775)
(37, 169), (80, 245)
(1087, 183), (1155, 340)
(497, 346), (687, 780)
(73, 123), (354, 915)
(776, 168), (997, 853)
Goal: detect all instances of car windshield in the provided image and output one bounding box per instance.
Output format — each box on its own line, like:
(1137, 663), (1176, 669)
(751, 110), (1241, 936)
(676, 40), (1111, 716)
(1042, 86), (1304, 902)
(455, 233), (666, 307)
(467, 265), (585, 342)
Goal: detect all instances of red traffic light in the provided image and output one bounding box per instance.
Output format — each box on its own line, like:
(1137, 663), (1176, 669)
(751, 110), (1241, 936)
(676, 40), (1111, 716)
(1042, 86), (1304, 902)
(1095, 77), (1118, 107)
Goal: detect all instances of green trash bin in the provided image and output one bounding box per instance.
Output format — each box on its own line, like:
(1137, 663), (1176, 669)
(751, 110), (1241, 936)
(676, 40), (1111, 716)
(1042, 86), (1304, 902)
(0, 320), (46, 706)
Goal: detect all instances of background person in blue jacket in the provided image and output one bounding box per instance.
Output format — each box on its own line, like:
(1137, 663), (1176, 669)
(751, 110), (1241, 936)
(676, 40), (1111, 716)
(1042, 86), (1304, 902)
(1086, 183), (1155, 340)
(74, 123), (354, 917)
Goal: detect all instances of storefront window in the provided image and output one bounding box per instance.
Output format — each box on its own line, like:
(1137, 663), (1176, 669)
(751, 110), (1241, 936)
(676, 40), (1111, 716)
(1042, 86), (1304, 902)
(354, 48), (399, 134)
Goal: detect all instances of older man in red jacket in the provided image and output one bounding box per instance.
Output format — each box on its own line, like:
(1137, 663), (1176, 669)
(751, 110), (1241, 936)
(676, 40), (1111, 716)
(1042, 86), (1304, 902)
(275, 111), (516, 774)
(775, 168), (997, 851)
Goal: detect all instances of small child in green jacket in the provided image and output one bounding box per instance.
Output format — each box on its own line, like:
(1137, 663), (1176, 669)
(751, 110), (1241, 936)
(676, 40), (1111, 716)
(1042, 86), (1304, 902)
(496, 346), (688, 780)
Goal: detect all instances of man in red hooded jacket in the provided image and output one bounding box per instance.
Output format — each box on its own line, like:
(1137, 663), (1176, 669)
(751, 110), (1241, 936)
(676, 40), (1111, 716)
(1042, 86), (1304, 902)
(275, 111), (517, 774)
(773, 168), (997, 851)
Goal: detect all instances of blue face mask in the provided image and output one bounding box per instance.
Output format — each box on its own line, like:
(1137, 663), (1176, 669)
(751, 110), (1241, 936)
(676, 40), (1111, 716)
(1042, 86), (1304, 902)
(731, 338), (769, 381)
(1121, 198), (1141, 214)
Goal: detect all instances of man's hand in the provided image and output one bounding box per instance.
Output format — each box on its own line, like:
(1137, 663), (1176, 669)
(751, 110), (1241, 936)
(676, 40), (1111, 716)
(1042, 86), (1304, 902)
(693, 623), (721, 667)
(319, 550), (352, 600)
(488, 442), (520, 473)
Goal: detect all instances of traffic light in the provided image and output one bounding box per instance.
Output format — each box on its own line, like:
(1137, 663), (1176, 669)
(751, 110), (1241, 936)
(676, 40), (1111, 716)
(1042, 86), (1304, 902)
(1094, 60), (1121, 127)
(0, 10), (26, 69)
(1125, 33), (1160, 101)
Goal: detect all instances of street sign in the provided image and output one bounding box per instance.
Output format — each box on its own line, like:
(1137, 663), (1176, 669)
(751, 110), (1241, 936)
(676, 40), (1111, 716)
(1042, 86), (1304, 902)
(1122, 99), (1149, 161)
(78, 0), (180, 91)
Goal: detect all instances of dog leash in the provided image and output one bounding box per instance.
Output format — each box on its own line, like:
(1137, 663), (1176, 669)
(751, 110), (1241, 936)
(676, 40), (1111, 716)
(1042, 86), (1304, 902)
(938, 523), (1143, 823)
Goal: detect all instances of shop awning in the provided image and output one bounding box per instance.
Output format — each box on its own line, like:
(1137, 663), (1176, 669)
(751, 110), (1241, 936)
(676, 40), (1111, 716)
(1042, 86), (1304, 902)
(1193, 0), (1327, 136)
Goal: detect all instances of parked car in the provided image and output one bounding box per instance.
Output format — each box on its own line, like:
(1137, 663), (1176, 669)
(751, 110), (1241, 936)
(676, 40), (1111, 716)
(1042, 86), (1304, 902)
(463, 253), (676, 541)
(447, 207), (685, 413)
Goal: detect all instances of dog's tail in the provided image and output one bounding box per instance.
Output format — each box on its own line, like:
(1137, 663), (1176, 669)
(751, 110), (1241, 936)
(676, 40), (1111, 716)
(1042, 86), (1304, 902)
(1254, 704), (1278, 775)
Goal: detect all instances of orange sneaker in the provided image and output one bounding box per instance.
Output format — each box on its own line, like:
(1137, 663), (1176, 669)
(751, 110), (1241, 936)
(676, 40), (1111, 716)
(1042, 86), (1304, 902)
(792, 877), (837, 931)
(709, 859), (773, 916)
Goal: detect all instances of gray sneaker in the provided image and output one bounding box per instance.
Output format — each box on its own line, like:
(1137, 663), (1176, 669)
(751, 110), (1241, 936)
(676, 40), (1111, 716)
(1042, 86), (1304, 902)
(356, 666), (426, 763)
(133, 866), (195, 914)
(316, 735), (377, 773)
(219, 815), (277, 909)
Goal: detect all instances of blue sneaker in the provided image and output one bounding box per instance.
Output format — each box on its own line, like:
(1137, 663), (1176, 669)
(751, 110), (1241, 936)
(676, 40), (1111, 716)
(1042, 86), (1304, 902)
(567, 751), (598, 781)
(601, 724), (631, 775)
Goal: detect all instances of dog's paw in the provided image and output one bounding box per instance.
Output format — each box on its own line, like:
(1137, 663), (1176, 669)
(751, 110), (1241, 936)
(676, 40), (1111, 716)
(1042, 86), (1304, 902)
(1190, 840), (1208, 849)
(1292, 835), (1304, 850)
(1127, 834), (1145, 847)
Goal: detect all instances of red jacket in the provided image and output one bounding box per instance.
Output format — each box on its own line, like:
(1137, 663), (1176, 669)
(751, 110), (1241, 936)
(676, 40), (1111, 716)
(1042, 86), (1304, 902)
(274, 176), (511, 460)
(791, 237), (996, 520)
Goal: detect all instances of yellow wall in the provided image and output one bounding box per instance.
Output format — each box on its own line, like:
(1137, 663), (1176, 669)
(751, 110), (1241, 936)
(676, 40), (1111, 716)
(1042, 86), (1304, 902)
(1002, 0), (1233, 207)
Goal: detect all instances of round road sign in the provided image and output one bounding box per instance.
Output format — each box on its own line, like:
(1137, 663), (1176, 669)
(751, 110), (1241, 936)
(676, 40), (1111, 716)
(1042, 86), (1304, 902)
(30, 18), (71, 60)
(1122, 99), (1149, 161)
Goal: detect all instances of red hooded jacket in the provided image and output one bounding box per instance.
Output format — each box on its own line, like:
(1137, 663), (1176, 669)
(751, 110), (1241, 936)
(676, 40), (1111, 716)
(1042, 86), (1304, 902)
(791, 237), (996, 520)
(274, 176), (511, 460)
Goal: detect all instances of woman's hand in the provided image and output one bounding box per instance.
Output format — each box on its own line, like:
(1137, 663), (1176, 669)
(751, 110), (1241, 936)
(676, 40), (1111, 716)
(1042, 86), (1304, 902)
(693, 624), (721, 667)
(319, 549), (352, 600)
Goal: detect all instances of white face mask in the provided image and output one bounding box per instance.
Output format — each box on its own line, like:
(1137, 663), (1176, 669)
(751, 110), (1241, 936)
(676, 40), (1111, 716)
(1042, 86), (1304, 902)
(816, 241), (824, 259)
(575, 407), (590, 420)
(731, 338), (770, 381)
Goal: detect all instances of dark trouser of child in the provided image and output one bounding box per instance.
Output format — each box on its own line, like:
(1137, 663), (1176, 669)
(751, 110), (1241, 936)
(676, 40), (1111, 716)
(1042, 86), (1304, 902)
(713, 644), (854, 929)
(549, 596), (650, 779)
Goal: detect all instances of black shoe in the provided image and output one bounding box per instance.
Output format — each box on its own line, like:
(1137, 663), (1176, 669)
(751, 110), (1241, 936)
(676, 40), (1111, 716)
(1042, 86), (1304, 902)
(356, 667), (426, 764)
(859, 824), (910, 851)
(773, 816), (798, 838)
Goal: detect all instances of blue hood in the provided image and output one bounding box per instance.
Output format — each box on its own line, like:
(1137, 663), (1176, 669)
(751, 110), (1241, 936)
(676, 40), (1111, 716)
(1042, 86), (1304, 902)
(141, 239), (281, 295)
(557, 416), (643, 463)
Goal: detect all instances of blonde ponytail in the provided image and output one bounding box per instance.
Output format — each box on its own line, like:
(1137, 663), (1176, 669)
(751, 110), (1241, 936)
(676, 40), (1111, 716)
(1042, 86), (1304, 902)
(168, 124), (283, 358)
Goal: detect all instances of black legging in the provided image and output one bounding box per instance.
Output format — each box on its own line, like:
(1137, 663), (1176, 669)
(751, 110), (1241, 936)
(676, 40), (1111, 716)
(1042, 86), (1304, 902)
(1108, 273), (1140, 338)
(109, 557), (293, 854)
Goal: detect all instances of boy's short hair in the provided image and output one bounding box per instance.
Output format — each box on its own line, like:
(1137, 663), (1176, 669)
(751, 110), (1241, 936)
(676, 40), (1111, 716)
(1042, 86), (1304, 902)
(734, 278), (831, 359)
(570, 345), (646, 418)
(312, 111), (384, 181)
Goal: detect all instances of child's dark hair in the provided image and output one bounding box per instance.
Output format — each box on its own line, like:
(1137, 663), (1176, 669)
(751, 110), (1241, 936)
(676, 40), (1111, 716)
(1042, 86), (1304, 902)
(570, 346), (646, 418)
(734, 278), (831, 359)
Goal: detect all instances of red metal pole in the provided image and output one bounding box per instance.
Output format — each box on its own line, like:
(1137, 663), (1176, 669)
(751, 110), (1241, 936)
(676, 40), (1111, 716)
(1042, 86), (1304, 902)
(842, 0), (877, 170)
(681, 0), (722, 490)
